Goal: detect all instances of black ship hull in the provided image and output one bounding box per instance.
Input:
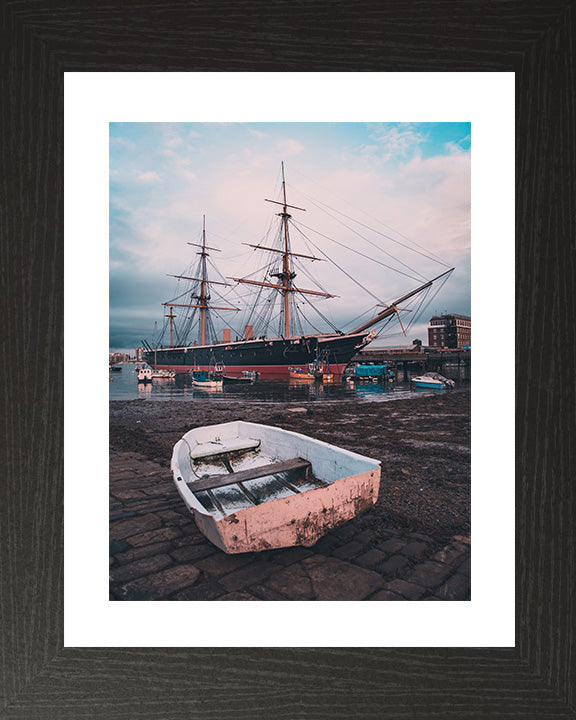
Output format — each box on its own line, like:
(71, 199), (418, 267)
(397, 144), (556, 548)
(144, 332), (373, 379)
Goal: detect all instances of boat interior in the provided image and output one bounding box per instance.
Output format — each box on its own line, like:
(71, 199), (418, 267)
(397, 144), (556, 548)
(172, 421), (379, 520)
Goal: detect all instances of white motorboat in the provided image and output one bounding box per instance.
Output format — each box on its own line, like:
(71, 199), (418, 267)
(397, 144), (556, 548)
(411, 372), (455, 389)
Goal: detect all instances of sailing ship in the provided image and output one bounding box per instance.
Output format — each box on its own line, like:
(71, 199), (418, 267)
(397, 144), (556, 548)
(143, 164), (454, 379)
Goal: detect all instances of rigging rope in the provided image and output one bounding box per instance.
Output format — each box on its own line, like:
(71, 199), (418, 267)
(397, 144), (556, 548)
(288, 174), (452, 268)
(302, 197), (428, 281)
(291, 223), (388, 305)
(298, 291), (341, 333)
(294, 220), (424, 284)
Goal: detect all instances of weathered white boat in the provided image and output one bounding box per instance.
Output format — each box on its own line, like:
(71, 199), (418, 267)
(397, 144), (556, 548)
(171, 421), (381, 553)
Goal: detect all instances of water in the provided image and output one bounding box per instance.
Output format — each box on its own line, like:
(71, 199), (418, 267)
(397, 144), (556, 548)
(109, 363), (469, 403)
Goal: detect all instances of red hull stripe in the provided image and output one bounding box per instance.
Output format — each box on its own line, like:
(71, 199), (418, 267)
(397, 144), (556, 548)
(151, 363), (348, 378)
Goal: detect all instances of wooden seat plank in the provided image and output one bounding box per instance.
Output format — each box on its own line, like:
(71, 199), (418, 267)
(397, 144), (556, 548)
(189, 457), (310, 494)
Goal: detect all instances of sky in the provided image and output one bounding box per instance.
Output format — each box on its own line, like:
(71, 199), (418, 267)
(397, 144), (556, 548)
(109, 122), (471, 353)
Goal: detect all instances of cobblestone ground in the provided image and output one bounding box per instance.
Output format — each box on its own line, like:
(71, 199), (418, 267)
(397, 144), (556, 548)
(110, 452), (470, 601)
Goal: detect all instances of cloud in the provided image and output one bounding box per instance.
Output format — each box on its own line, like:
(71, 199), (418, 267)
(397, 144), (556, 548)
(165, 135), (183, 148)
(180, 169), (197, 182)
(365, 123), (426, 161)
(110, 136), (136, 151)
(136, 171), (162, 183)
(277, 138), (304, 156)
(445, 139), (470, 155)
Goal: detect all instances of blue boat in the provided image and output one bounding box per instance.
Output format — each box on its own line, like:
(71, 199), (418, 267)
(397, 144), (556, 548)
(411, 373), (454, 389)
(353, 364), (394, 380)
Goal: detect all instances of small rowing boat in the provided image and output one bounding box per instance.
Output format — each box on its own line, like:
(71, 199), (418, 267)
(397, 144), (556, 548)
(289, 353), (334, 383)
(171, 421), (381, 553)
(189, 369), (223, 388)
(222, 373), (254, 384)
(288, 367), (315, 380)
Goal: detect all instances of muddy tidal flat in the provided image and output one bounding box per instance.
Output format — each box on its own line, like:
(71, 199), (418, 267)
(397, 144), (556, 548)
(110, 390), (471, 601)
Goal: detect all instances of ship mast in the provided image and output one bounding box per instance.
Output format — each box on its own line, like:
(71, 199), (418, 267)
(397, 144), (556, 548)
(164, 306), (176, 347)
(229, 162), (334, 339)
(199, 215), (208, 345)
(163, 216), (239, 346)
(280, 162), (293, 337)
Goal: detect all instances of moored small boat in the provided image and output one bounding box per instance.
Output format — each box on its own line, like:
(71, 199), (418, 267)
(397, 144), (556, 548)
(288, 367), (315, 380)
(189, 369), (223, 388)
(136, 366), (153, 383)
(411, 372), (455, 389)
(217, 365), (257, 384)
(353, 364), (393, 380)
(150, 368), (175, 379)
(171, 421), (381, 553)
(135, 364), (175, 382)
(289, 356), (334, 382)
(310, 351), (335, 383)
(222, 375), (253, 384)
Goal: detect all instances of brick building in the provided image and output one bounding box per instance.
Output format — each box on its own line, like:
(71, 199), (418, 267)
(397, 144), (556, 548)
(428, 314), (471, 349)
(109, 351), (128, 364)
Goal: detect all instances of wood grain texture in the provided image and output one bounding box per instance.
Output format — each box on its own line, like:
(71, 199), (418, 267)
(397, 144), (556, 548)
(1, 0), (574, 717)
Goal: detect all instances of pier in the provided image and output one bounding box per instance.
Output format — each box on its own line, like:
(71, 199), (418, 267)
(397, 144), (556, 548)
(351, 348), (471, 380)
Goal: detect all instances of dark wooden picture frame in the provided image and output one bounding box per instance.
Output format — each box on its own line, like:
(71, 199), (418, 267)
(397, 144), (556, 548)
(2, 2), (574, 717)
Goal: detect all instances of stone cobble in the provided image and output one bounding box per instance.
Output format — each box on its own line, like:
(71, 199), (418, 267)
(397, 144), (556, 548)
(110, 554), (173, 584)
(119, 564), (201, 600)
(110, 452), (471, 601)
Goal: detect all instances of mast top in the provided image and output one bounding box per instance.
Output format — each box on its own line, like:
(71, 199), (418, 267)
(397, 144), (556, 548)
(229, 162), (338, 339)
